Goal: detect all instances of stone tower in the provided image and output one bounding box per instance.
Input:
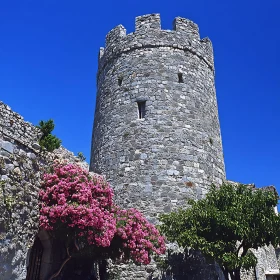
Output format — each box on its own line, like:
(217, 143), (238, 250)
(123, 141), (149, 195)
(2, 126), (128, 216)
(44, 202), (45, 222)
(90, 14), (225, 221)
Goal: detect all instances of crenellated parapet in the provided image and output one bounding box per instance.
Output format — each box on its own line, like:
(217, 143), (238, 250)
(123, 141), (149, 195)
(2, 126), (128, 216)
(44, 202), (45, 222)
(98, 14), (214, 72)
(135, 13), (161, 32)
(173, 17), (199, 39)
(105, 25), (126, 47)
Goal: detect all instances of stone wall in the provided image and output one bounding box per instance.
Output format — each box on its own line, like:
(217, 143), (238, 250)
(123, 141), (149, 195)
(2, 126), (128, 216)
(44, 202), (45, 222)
(238, 245), (280, 280)
(253, 245), (279, 279)
(0, 101), (88, 280)
(0, 101), (43, 280)
(90, 13), (225, 222)
(90, 14), (225, 280)
(90, 14), (280, 280)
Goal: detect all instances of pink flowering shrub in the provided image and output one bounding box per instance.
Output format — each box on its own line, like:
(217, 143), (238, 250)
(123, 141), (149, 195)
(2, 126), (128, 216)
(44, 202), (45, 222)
(114, 208), (166, 264)
(39, 163), (165, 265)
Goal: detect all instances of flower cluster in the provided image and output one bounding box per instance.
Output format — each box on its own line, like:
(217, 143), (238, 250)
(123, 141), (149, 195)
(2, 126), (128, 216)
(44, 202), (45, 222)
(39, 163), (115, 247)
(115, 208), (166, 264)
(39, 163), (165, 264)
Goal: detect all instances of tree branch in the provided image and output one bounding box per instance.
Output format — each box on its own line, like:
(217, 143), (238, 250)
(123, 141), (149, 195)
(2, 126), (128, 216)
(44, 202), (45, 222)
(74, 237), (80, 251)
(241, 246), (249, 258)
(221, 266), (230, 280)
(48, 247), (71, 280)
(237, 240), (244, 255)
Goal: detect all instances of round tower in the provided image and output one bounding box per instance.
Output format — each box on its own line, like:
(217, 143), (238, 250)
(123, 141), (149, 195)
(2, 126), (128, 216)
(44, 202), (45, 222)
(90, 14), (225, 220)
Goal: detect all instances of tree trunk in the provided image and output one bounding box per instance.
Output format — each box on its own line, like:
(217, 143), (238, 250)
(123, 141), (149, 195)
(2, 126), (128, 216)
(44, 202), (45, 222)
(221, 267), (230, 280)
(227, 269), (241, 280)
(233, 269), (241, 280)
(48, 247), (71, 280)
(99, 259), (107, 280)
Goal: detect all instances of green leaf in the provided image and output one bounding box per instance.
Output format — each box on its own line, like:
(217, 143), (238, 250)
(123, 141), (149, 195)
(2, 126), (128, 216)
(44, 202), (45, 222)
(159, 183), (279, 279)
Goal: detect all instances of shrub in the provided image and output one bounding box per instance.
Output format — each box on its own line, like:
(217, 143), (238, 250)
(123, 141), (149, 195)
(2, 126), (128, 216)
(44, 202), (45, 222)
(39, 163), (165, 265)
(37, 120), (61, 152)
(77, 152), (86, 162)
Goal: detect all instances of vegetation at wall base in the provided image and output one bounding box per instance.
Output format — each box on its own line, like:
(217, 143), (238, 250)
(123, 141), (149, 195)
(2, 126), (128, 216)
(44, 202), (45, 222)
(159, 183), (280, 280)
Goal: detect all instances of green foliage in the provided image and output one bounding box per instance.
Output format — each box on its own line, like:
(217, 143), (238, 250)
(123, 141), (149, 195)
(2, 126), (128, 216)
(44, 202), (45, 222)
(77, 152), (86, 162)
(160, 183), (280, 280)
(37, 119), (61, 152)
(39, 134), (61, 152)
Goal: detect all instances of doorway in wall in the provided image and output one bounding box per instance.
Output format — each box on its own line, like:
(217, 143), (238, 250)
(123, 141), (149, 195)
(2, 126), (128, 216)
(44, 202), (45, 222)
(26, 237), (43, 280)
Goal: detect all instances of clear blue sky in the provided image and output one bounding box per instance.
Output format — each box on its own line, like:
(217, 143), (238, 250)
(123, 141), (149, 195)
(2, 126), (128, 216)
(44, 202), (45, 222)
(1, 1), (279, 192)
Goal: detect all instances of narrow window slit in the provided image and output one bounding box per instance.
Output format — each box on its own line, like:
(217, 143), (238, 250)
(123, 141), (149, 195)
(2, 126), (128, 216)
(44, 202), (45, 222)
(118, 77), (123, 86)
(137, 101), (146, 119)
(178, 73), (183, 83)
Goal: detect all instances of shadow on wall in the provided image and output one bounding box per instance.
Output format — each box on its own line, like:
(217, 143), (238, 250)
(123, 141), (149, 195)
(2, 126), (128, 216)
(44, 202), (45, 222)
(26, 230), (66, 280)
(153, 248), (224, 280)
(26, 231), (225, 280)
(26, 230), (100, 280)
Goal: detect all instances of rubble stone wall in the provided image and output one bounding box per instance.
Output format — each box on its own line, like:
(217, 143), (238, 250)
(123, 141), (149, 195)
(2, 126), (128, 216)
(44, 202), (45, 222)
(90, 14), (226, 279)
(90, 13), (225, 223)
(0, 101), (87, 280)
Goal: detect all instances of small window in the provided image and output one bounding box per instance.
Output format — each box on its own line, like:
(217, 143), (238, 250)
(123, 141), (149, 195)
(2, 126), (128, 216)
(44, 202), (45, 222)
(137, 101), (146, 119)
(118, 77), (123, 86)
(178, 73), (183, 83)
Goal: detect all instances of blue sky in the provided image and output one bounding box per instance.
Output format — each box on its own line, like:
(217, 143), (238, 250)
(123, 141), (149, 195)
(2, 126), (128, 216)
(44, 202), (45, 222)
(0, 0), (279, 192)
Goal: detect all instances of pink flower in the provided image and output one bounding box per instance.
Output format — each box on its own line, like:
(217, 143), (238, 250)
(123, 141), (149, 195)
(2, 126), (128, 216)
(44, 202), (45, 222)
(39, 163), (165, 264)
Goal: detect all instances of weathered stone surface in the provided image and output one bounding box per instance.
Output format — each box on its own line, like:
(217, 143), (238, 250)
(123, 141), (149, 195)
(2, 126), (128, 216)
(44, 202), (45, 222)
(0, 101), (89, 280)
(90, 14), (279, 280)
(91, 12), (225, 226)
(90, 14), (225, 280)
(2, 141), (14, 154)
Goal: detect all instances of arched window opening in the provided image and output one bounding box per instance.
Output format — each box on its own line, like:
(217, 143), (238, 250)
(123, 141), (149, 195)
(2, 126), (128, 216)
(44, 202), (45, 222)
(178, 73), (184, 83)
(137, 101), (146, 119)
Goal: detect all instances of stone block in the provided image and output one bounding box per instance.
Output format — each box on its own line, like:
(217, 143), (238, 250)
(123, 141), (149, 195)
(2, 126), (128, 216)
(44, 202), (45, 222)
(1, 141), (13, 154)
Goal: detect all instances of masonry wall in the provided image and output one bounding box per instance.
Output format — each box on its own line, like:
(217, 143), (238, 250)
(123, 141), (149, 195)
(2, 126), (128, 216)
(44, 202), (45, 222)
(0, 101), (43, 280)
(253, 245), (279, 279)
(90, 14), (225, 222)
(90, 13), (226, 279)
(0, 101), (88, 280)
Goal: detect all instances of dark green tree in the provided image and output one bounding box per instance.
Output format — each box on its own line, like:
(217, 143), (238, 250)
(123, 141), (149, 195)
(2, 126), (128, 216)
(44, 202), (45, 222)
(77, 152), (86, 162)
(160, 183), (280, 280)
(37, 119), (61, 152)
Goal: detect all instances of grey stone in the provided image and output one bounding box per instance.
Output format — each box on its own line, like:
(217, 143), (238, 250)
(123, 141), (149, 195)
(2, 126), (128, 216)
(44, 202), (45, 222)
(13, 167), (21, 175)
(31, 142), (40, 151)
(5, 164), (14, 172)
(1, 175), (8, 181)
(90, 13), (226, 280)
(0, 100), (91, 280)
(27, 153), (36, 159)
(1, 150), (11, 157)
(2, 141), (14, 154)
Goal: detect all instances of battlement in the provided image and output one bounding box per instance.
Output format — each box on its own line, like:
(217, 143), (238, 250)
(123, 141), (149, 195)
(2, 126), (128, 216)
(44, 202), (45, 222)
(99, 14), (214, 71)
(173, 17), (199, 39)
(135, 14), (161, 32)
(105, 24), (126, 47)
